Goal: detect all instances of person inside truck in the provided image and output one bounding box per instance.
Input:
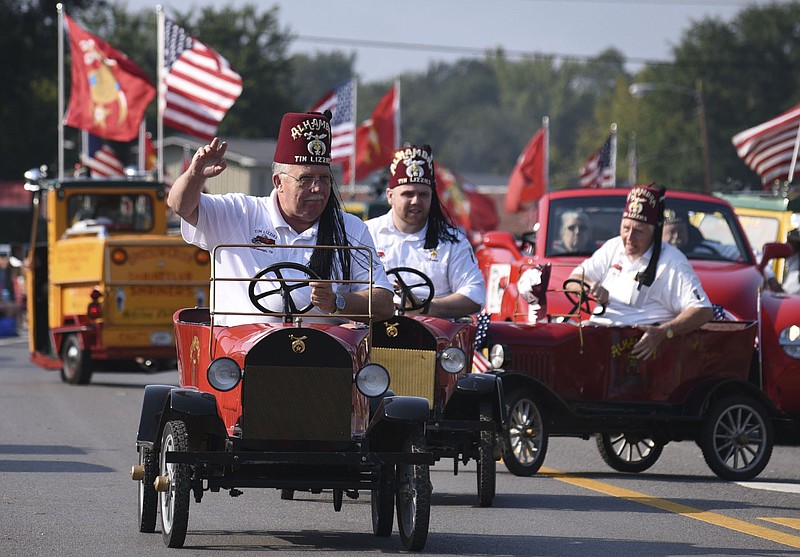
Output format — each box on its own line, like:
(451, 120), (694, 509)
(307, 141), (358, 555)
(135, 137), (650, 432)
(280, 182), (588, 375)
(552, 210), (593, 254)
(167, 111), (394, 326)
(563, 185), (714, 360)
(782, 228), (800, 294)
(661, 207), (738, 260)
(365, 144), (485, 319)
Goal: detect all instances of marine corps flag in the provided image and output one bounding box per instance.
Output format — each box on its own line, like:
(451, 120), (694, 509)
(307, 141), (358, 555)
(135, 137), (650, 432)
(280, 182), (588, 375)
(505, 119), (548, 213)
(63, 15), (155, 142)
(343, 81), (399, 183)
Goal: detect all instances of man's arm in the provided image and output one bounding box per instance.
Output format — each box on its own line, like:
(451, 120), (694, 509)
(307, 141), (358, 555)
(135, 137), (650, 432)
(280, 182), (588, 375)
(167, 138), (228, 226)
(631, 305), (714, 360)
(310, 282), (394, 322)
(413, 293), (480, 319)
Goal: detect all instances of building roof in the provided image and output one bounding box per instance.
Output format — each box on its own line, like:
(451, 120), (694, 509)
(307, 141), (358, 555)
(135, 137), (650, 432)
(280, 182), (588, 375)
(160, 135), (277, 168)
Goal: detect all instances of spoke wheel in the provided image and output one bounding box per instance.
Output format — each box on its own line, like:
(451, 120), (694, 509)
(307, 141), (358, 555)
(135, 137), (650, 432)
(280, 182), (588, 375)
(477, 401), (496, 507)
(137, 445), (158, 533)
(60, 334), (93, 384)
(596, 433), (664, 473)
(700, 395), (773, 481)
(396, 427), (430, 551)
(502, 390), (548, 476)
(159, 420), (191, 548)
(371, 465), (394, 537)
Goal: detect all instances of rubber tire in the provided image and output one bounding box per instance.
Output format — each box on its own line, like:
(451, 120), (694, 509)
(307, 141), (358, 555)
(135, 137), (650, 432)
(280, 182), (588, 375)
(596, 433), (664, 473)
(137, 445), (158, 533)
(700, 395), (773, 481)
(396, 427), (431, 551)
(60, 334), (93, 385)
(280, 489), (295, 500)
(159, 420), (191, 548)
(371, 465), (394, 537)
(477, 401), (496, 507)
(502, 389), (548, 476)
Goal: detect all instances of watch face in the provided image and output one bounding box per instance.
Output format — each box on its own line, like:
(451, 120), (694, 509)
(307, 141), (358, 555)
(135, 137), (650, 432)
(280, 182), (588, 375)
(335, 292), (345, 311)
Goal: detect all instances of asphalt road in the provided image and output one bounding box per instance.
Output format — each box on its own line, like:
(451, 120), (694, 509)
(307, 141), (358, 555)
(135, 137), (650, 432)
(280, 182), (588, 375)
(2, 334), (800, 556)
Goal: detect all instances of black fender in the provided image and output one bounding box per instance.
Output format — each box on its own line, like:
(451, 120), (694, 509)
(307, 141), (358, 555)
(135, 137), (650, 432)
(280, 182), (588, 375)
(136, 385), (220, 445)
(366, 395), (430, 451)
(447, 373), (508, 427)
(456, 372), (498, 394)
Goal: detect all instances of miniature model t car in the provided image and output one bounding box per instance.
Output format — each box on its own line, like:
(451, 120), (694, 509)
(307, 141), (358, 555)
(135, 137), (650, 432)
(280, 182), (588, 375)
(131, 246), (433, 550)
(369, 267), (505, 507)
(475, 188), (800, 480)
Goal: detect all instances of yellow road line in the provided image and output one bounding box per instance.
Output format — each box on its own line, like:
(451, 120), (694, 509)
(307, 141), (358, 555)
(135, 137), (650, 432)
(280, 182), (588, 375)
(540, 467), (800, 549)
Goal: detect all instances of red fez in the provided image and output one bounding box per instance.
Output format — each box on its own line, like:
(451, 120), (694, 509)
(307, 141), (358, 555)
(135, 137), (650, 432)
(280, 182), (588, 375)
(273, 111), (332, 166)
(623, 185), (660, 225)
(389, 144), (434, 189)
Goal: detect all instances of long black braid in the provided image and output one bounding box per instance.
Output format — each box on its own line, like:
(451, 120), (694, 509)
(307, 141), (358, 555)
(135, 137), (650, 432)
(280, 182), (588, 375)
(424, 149), (462, 250)
(309, 180), (352, 281)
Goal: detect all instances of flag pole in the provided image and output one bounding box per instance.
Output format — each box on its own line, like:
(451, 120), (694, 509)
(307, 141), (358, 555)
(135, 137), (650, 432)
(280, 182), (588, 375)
(788, 120), (800, 184)
(156, 5), (165, 182)
(609, 123), (618, 187)
(57, 3), (65, 179)
(542, 116), (549, 193)
(628, 132), (637, 185)
(393, 77), (401, 150)
(349, 76), (357, 194)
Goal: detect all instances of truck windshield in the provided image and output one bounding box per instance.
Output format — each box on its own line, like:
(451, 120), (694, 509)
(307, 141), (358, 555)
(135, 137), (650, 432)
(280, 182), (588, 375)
(68, 193), (154, 232)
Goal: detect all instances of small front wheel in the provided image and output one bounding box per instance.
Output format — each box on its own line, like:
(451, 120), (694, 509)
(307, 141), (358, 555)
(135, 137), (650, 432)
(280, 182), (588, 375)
(159, 420), (191, 547)
(502, 389), (548, 476)
(396, 427), (430, 551)
(700, 395), (773, 481)
(137, 445), (158, 533)
(371, 465), (394, 537)
(596, 433), (664, 473)
(477, 400), (497, 507)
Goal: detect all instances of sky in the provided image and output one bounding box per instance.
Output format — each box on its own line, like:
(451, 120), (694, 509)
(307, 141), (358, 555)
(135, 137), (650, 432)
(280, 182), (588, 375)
(124, 0), (774, 83)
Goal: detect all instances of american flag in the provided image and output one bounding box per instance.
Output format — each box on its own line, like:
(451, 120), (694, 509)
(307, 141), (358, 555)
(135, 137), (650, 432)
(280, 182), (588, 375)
(162, 18), (243, 141)
(732, 104), (800, 187)
(580, 133), (616, 188)
(81, 134), (124, 177)
(309, 79), (356, 163)
(471, 312), (492, 374)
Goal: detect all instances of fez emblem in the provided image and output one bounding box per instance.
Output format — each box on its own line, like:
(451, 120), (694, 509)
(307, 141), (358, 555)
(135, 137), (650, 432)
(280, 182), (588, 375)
(289, 334), (307, 353)
(305, 132), (328, 157)
(384, 322), (399, 338)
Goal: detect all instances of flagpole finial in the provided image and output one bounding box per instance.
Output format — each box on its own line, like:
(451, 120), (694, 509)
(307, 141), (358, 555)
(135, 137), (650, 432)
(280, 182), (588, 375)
(610, 123), (617, 132)
(56, 3), (63, 11)
(542, 116), (549, 125)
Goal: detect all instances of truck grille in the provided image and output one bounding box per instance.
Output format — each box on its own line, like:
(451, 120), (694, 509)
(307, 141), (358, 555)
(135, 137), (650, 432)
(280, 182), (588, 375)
(371, 347), (436, 408)
(241, 365), (353, 441)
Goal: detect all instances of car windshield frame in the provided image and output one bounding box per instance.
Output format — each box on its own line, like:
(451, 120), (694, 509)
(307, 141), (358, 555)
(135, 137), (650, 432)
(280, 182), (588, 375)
(544, 195), (753, 264)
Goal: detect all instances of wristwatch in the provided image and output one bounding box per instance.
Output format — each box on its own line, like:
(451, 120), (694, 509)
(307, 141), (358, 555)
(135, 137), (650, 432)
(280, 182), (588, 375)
(665, 327), (674, 340)
(333, 292), (345, 314)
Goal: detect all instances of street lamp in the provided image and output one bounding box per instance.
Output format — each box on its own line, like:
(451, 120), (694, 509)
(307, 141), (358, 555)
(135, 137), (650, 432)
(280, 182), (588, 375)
(628, 79), (712, 193)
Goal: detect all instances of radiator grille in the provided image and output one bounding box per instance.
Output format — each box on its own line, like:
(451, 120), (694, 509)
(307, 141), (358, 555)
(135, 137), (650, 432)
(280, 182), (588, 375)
(371, 347), (436, 408)
(241, 365), (352, 441)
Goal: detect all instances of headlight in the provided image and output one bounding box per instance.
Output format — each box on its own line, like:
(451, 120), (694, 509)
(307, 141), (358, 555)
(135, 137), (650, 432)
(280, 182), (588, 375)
(489, 344), (508, 370)
(206, 358), (241, 391)
(439, 347), (467, 374)
(355, 363), (390, 397)
(779, 325), (800, 360)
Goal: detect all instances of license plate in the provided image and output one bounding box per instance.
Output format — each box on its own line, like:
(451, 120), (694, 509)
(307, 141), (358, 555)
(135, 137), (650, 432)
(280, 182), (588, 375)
(151, 331), (173, 346)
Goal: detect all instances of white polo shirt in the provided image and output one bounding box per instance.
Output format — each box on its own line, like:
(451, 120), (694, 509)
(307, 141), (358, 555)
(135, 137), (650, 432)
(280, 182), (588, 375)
(573, 237), (711, 326)
(182, 192), (392, 325)
(365, 211), (486, 308)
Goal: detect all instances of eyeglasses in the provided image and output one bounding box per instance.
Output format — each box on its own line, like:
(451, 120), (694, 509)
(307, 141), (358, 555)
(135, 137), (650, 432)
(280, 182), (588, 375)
(279, 172), (333, 189)
(566, 225), (587, 232)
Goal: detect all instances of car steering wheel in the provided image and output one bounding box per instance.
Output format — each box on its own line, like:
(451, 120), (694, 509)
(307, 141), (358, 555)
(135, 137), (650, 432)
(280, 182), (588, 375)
(249, 262), (320, 318)
(687, 242), (723, 258)
(562, 278), (606, 317)
(386, 267), (435, 314)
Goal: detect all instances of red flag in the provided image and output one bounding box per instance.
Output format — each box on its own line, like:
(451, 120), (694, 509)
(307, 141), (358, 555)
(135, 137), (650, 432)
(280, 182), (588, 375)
(144, 132), (157, 171)
(434, 164), (499, 233)
(81, 134), (124, 177)
(579, 133), (616, 189)
(64, 15), (155, 142)
(343, 84), (398, 182)
(163, 17), (243, 141)
(505, 126), (547, 213)
(309, 80), (356, 163)
(732, 104), (800, 187)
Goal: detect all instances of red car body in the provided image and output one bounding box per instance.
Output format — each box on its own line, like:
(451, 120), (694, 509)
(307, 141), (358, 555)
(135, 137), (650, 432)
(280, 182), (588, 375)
(474, 188), (800, 481)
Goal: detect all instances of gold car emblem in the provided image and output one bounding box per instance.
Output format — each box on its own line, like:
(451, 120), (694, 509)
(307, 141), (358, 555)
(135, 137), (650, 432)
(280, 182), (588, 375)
(290, 334), (307, 353)
(384, 322), (399, 338)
